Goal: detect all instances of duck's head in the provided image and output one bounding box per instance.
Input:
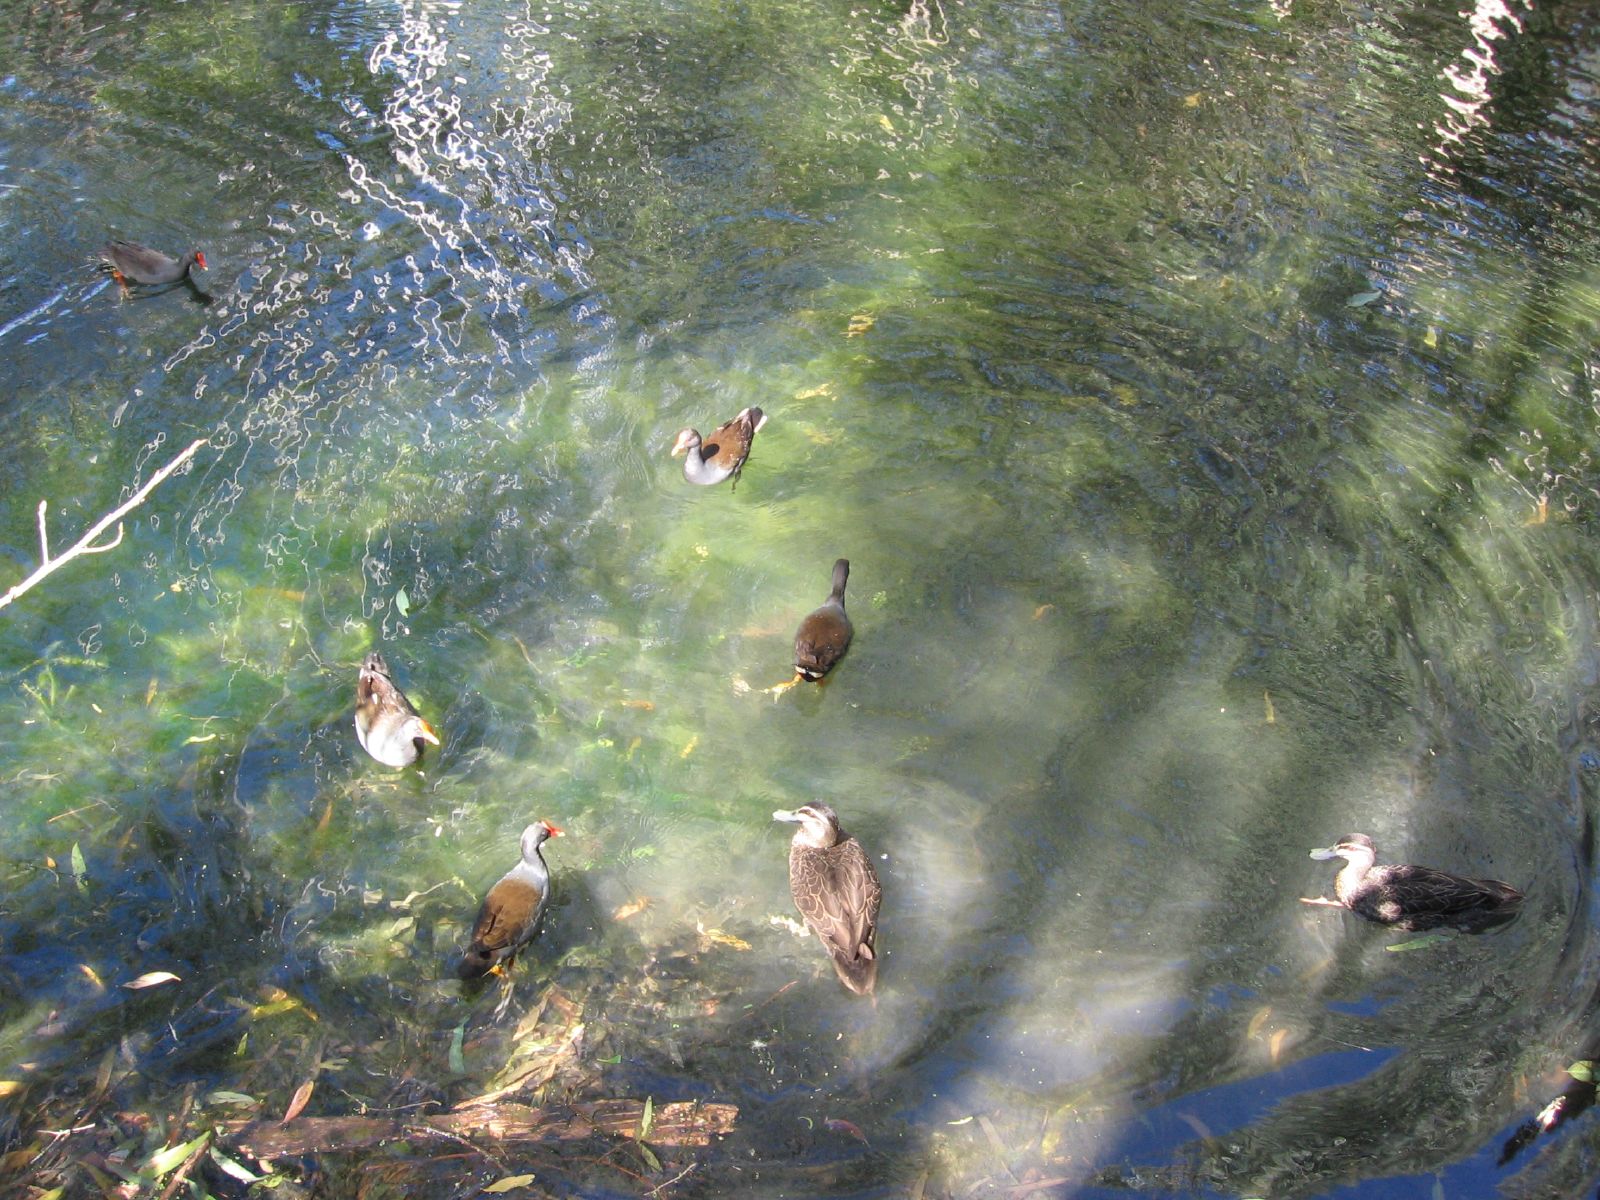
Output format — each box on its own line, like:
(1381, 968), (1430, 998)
(521, 819), (563, 860)
(1309, 833), (1377, 867)
(773, 802), (844, 849)
(670, 428), (701, 457)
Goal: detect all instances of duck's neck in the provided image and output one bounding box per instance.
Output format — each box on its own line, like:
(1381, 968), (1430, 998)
(682, 449), (722, 484)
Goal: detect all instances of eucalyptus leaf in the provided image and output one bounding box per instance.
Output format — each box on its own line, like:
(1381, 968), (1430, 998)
(483, 1174), (537, 1193)
(449, 1021), (466, 1074)
(1345, 289), (1381, 308)
(1568, 1060), (1595, 1083)
(395, 587), (410, 616)
(1385, 933), (1450, 952)
(146, 1131), (210, 1178)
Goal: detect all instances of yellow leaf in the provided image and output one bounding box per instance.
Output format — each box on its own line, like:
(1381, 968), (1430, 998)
(1263, 691), (1276, 725)
(1269, 1028), (1289, 1063)
(1184, 92), (1202, 107)
(0, 1081), (22, 1096)
(697, 923), (752, 952)
(483, 1176), (538, 1193)
(680, 735), (699, 759)
(1032, 604), (1055, 621)
(183, 733), (218, 746)
(619, 699), (655, 711)
(78, 963), (105, 992)
(612, 897), (655, 921)
(794, 383), (834, 400)
(878, 114), (894, 133)
(1246, 1005), (1272, 1040)
(123, 971), (181, 990)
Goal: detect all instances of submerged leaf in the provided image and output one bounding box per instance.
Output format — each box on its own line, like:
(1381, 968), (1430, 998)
(483, 1175), (538, 1193)
(70, 842), (86, 888)
(395, 587), (410, 616)
(123, 971), (181, 990)
(1345, 289), (1381, 308)
(639, 1094), (655, 1141)
(449, 1022), (466, 1074)
(207, 1090), (260, 1108)
(1385, 933), (1450, 953)
(825, 1116), (871, 1145)
(282, 1079), (315, 1123)
(146, 1131), (210, 1178)
(1568, 1060), (1595, 1083)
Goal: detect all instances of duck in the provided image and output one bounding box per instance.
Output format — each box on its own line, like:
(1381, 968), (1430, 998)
(457, 821), (563, 980)
(354, 651), (441, 768)
(766, 558), (853, 697)
(773, 803), (881, 997)
(671, 407), (766, 488)
(1301, 832), (1523, 932)
(100, 240), (207, 288)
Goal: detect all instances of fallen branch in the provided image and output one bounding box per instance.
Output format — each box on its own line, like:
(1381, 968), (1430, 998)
(225, 1099), (737, 1160)
(0, 437), (207, 613)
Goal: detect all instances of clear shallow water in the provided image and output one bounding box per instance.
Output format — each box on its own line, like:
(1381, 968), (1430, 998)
(3, 0), (1600, 1196)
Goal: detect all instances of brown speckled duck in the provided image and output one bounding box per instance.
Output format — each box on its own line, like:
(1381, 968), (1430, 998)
(774, 802), (881, 997)
(354, 652), (440, 768)
(100, 240), (207, 288)
(767, 558), (852, 697)
(457, 821), (562, 980)
(671, 407), (766, 488)
(1301, 832), (1523, 932)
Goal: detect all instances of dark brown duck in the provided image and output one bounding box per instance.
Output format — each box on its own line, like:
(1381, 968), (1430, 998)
(773, 802), (881, 997)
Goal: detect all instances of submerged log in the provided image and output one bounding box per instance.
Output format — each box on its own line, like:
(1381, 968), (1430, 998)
(224, 1099), (736, 1160)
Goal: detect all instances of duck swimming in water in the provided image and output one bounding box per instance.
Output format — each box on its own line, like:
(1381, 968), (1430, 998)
(766, 559), (852, 697)
(354, 651), (441, 768)
(671, 407), (766, 488)
(773, 802), (881, 997)
(457, 820), (563, 980)
(1301, 832), (1523, 932)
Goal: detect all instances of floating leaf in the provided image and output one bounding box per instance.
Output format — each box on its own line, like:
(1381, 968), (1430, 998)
(1345, 289), (1381, 308)
(449, 1022), (466, 1074)
(0, 1081), (21, 1097)
(70, 842), (86, 889)
(182, 733), (218, 745)
(679, 735), (699, 759)
(281, 1079), (315, 1124)
(483, 1176), (538, 1193)
(598, 1053), (622, 1065)
(395, 587), (410, 616)
(123, 971), (181, 990)
(1568, 1060), (1595, 1083)
(639, 1094), (655, 1141)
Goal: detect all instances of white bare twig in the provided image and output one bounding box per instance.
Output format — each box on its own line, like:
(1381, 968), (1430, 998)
(0, 437), (207, 613)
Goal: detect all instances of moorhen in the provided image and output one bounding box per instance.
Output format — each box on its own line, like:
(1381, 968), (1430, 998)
(354, 651), (441, 768)
(100, 240), (207, 289)
(671, 407), (766, 488)
(457, 820), (563, 980)
(766, 558), (852, 697)
(773, 802), (881, 997)
(1301, 832), (1524, 932)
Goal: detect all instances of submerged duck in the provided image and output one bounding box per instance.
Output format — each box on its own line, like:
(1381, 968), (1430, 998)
(766, 558), (852, 697)
(1301, 832), (1523, 932)
(457, 820), (563, 980)
(773, 802), (881, 997)
(671, 407), (766, 488)
(354, 651), (441, 768)
(100, 240), (207, 287)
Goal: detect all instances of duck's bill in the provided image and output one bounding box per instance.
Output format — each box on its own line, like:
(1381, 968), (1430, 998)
(419, 721), (442, 745)
(1308, 846), (1342, 860)
(772, 809), (802, 823)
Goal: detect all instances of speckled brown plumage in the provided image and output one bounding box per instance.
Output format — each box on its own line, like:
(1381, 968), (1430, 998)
(774, 803), (881, 996)
(1302, 832), (1523, 933)
(355, 651), (440, 769)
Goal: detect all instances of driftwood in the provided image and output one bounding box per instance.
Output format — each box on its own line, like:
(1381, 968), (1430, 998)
(225, 1099), (736, 1160)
